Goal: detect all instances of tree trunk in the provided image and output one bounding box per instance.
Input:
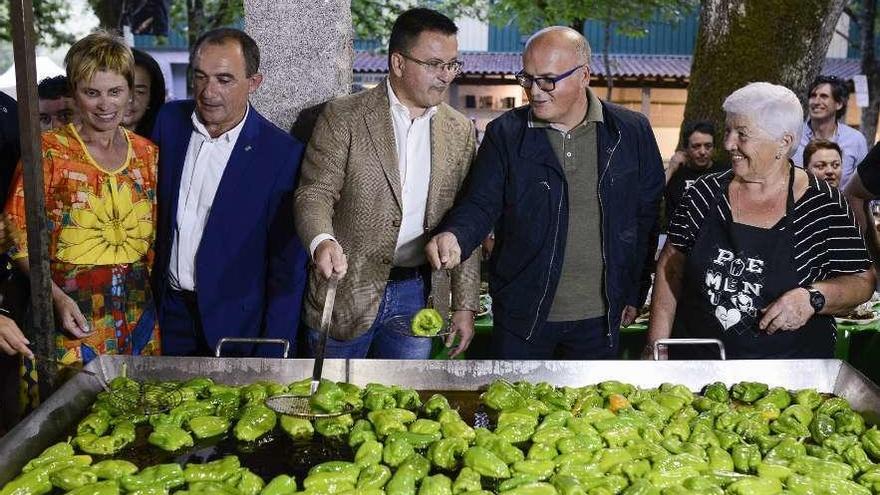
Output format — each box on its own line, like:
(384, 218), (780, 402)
(87, 0), (124, 31)
(859, 0), (879, 145)
(603, 19), (614, 101)
(682, 0), (847, 148)
(187, 0), (203, 49)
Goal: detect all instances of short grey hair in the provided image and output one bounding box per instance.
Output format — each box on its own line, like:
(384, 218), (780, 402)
(525, 26), (591, 66)
(722, 82), (803, 157)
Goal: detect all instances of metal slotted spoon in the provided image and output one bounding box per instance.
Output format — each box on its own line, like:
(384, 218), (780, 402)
(265, 274), (354, 418)
(58, 361), (183, 416)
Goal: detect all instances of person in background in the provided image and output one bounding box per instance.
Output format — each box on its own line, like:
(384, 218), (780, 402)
(294, 8), (479, 359)
(5, 32), (162, 372)
(426, 26), (664, 360)
(648, 82), (873, 360)
(152, 28), (307, 357)
(803, 139), (843, 189)
(845, 142), (880, 260)
(123, 49), (166, 137)
(792, 75), (867, 188)
(664, 120), (728, 216)
(37, 75), (77, 132)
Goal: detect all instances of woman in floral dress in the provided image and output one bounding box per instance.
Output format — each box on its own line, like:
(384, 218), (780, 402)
(5, 32), (160, 401)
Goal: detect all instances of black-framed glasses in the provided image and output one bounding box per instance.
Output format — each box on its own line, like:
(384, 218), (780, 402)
(399, 53), (463, 75)
(516, 64), (585, 92)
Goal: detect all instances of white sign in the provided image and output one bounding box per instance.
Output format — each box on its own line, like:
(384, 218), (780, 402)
(854, 74), (869, 108)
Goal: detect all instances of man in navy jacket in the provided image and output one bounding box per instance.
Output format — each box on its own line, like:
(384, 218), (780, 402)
(426, 27), (663, 359)
(151, 28), (307, 357)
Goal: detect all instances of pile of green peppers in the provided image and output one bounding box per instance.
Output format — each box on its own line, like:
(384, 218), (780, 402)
(7, 377), (880, 495)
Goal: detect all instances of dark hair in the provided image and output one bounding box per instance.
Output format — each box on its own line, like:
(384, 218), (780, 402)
(191, 27), (260, 77)
(37, 75), (70, 100)
(809, 75), (849, 120)
(803, 138), (843, 167)
(683, 120), (715, 144)
(132, 49), (166, 137)
(388, 8), (458, 67)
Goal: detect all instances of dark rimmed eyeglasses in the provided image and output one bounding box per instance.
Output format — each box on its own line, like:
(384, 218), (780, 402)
(516, 64), (585, 92)
(399, 53), (463, 75)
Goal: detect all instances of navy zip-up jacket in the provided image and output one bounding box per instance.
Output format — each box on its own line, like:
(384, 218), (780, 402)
(438, 101), (664, 343)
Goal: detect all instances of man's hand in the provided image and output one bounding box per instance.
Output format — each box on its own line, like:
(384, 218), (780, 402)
(0, 314), (32, 358)
(314, 239), (348, 279)
(52, 288), (90, 339)
(620, 305), (638, 327)
(425, 232), (462, 270)
(446, 310), (475, 358)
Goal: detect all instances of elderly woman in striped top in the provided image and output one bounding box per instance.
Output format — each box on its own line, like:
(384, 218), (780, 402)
(647, 82), (874, 359)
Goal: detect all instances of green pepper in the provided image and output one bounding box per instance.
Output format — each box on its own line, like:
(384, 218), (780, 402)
(764, 437), (806, 463)
(339, 382), (363, 411)
(419, 474), (453, 495)
(835, 410), (867, 436)
(386, 466), (418, 495)
(794, 389), (823, 409)
(531, 425), (575, 446)
(21, 442), (75, 472)
(857, 466), (880, 492)
(818, 397), (851, 417)
(757, 462), (793, 480)
(554, 451), (595, 474)
(309, 461), (360, 478)
(127, 487), (167, 495)
(169, 400), (216, 424)
(211, 392), (241, 420)
(428, 437), (469, 470)
(806, 444), (844, 462)
(49, 466), (98, 491)
(498, 482), (557, 495)
(424, 393), (452, 417)
(483, 437), (525, 465)
(278, 415), (313, 441)
(234, 404), (277, 442)
(481, 381), (525, 412)
(845, 444), (875, 474)
(75, 421), (135, 455)
(239, 383), (268, 404)
(619, 459), (650, 483)
(178, 481), (237, 494)
(384, 435), (416, 468)
(357, 464), (391, 490)
(863, 426), (880, 460)
(706, 446), (734, 471)
(0, 467), (53, 495)
(619, 480), (658, 495)
(148, 424), (194, 451)
(557, 434), (602, 454)
(121, 463), (186, 491)
(188, 415), (230, 439)
(309, 380), (346, 414)
(770, 416), (809, 438)
(183, 456), (241, 483)
(76, 410), (112, 436)
(235, 468), (265, 495)
(463, 446), (511, 479)
(391, 430), (442, 449)
(725, 477), (781, 495)
(732, 443), (761, 474)
(411, 418), (442, 435)
(689, 423), (720, 448)
(261, 474), (297, 495)
(789, 455), (855, 480)
(92, 460), (138, 481)
(498, 474), (543, 492)
(315, 414), (354, 439)
(452, 467), (482, 494)
(730, 382), (768, 404)
(208, 383), (241, 398)
(528, 443), (558, 461)
(646, 467), (701, 489)
(810, 413), (836, 444)
(348, 419), (377, 448)
(355, 440), (383, 468)
(368, 408), (416, 437)
(786, 474), (870, 495)
(442, 418), (475, 443)
(64, 480), (120, 495)
(755, 387), (791, 410)
(412, 308), (443, 336)
(703, 382), (729, 403)
(512, 460), (555, 480)
(825, 433), (861, 454)
(302, 471), (357, 494)
(714, 429), (740, 450)
(401, 453), (432, 480)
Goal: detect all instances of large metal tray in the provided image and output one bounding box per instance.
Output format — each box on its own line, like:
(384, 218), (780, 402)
(1, 357), (879, 485)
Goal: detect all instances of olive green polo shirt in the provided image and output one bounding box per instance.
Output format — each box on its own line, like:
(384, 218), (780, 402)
(529, 88), (605, 321)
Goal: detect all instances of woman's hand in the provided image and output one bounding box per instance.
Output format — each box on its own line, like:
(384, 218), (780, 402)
(759, 287), (813, 334)
(52, 288), (91, 338)
(0, 315), (32, 358)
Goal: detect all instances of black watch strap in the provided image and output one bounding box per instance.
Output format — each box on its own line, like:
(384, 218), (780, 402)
(805, 286), (825, 313)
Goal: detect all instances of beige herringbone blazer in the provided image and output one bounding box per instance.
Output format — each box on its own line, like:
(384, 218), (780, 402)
(294, 82), (480, 340)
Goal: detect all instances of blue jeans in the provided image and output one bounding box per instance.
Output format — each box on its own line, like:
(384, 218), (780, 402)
(492, 316), (618, 360)
(307, 276), (433, 359)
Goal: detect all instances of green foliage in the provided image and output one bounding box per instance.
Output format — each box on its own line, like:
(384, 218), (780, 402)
(0, 0), (75, 48)
(351, 0), (488, 51)
(489, 0), (696, 39)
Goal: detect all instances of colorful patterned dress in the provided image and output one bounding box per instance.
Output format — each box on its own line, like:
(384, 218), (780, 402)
(5, 124), (160, 405)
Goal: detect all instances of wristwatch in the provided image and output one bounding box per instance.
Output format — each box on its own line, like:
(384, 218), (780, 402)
(805, 286), (825, 314)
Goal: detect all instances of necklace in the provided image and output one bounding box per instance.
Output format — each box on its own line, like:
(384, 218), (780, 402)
(732, 168), (790, 227)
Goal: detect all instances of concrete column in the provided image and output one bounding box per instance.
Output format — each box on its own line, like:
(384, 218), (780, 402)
(640, 86), (651, 118)
(244, 0), (353, 133)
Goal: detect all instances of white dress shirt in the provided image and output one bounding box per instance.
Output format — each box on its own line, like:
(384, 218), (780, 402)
(310, 80), (436, 267)
(169, 106), (249, 291)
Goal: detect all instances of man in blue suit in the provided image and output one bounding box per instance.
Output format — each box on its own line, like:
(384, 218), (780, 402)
(151, 28), (307, 357)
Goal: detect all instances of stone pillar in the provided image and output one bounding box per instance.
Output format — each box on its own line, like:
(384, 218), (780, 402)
(244, 1), (353, 134)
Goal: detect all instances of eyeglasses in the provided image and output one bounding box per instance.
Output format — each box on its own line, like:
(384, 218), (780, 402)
(516, 65), (585, 92)
(399, 53), (463, 75)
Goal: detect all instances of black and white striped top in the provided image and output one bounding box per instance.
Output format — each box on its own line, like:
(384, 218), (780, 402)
(667, 169), (872, 286)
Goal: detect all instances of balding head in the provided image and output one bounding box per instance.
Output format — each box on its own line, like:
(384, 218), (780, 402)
(525, 26), (591, 67)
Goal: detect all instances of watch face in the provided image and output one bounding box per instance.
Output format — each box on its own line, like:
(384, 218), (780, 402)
(810, 290), (825, 310)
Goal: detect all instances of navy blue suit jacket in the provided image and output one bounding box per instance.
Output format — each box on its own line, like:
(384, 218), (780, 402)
(152, 100), (307, 356)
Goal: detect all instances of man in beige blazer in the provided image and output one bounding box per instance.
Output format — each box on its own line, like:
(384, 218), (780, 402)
(294, 8), (479, 359)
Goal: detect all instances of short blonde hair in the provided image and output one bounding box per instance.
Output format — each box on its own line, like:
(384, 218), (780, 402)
(65, 31), (134, 90)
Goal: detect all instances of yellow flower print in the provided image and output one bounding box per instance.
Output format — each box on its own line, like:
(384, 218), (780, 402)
(56, 177), (153, 265)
